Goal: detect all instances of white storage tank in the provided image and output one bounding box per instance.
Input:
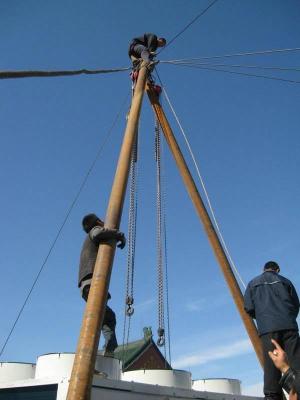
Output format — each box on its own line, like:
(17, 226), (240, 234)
(122, 369), (191, 389)
(95, 355), (122, 380)
(35, 353), (121, 380)
(35, 353), (75, 379)
(0, 362), (35, 383)
(193, 378), (241, 395)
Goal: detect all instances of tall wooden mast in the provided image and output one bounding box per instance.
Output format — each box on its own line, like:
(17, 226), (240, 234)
(67, 63), (263, 399)
(146, 84), (264, 367)
(66, 62), (149, 400)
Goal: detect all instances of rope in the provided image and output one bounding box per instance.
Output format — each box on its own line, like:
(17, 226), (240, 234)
(155, 69), (246, 289)
(0, 67), (131, 80)
(158, 0), (219, 54)
(160, 47), (300, 63)
(177, 64), (300, 85)
(0, 91), (130, 358)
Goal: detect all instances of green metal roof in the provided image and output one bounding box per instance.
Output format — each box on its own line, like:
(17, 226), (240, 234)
(114, 336), (152, 369)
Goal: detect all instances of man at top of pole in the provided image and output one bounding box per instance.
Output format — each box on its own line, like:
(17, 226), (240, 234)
(128, 33), (166, 66)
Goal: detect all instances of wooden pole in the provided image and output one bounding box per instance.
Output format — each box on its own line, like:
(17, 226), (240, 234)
(66, 63), (149, 400)
(146, 84), (264, 367)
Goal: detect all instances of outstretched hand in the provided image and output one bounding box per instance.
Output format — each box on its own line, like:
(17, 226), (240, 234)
(268, 339), (290, 374)
(116, 231), (126, 249)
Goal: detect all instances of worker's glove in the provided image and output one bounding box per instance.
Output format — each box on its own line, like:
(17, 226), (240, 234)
(115, 231), (126, 249)
(103, 229), (126, 249)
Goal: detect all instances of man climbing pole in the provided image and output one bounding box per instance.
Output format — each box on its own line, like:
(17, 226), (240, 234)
(78, 213), (126, 356)
(128, 33), (166, 65)
(244, 261), (300, 400)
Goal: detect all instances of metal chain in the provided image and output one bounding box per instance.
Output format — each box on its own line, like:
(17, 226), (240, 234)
(125, 135), (138, 317)
(155, 117), (165, 348)
(122, 132), (139, 362)
(160, 135), (172, 366)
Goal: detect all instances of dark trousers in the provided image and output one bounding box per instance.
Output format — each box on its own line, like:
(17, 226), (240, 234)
(261, 330), (300, 399)
(82, 284), (118, 353)
(130, 44), (151, 62)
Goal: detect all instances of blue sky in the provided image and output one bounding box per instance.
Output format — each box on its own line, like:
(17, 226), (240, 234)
(1, 0), (300, 396)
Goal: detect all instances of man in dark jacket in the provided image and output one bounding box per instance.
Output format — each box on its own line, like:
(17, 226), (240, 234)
(244, 261), (300, 400)
(128, 33), (166, 64)
(78, 213), (126, 355)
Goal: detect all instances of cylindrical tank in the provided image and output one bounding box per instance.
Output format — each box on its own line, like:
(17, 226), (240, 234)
(35, 353), (75, 379)
(35, 353), (121, 380)
(95, 355), (122, 380)
(193, 378), (241, 395)
(0, 362), (35, 383)
(122, 369), (191, 389)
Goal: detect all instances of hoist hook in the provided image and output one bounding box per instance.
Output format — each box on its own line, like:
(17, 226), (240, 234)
(126, 305), (134, 316)
(157, 328), (165, 347)
(126, 295), (134, 316)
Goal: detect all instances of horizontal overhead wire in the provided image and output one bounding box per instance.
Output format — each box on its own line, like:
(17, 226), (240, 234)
(164, 61), (300, 73)
(154, 68), (247, 290)
(169, 63), (300, 84)
(0, 91), (130, 359)
(0, 67), (130, 80)
(160, 47), (300, 63)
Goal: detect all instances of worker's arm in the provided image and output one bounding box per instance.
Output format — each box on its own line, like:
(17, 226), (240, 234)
(289, 282), (300, 316)
(89, 226), (126, 249)
(268, 339), (297, 395)
(268, 339), (290, 374)
(244, 284), (256, 318)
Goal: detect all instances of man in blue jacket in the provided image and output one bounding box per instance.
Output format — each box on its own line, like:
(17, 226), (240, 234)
(244, 261), (300, 400)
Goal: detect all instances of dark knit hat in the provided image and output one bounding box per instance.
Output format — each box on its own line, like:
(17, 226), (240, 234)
(82, 213), (103, 233)
(264, 261), (280, 271)
(158, 37), (166, 45)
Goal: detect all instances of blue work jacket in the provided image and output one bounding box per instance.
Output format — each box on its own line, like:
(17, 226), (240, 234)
(244, 271), (300, 336)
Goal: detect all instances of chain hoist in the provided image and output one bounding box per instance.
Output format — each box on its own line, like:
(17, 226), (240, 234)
(125, 135), (138, 317)
(155, 116), (166, 348)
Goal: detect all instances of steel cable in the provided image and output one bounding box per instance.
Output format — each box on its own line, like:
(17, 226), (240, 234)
(154, 68), (247, 290)
(164, 60), (300, 73)
(160, 47), (300, 63)
(166, 62), (300, 84)
(0, 91), (130, 358)
(0, 67), (131, 80)
(158, 0), (219, 54)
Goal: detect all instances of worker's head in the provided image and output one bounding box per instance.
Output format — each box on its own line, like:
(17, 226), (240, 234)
(82, 213), (104, 233)
(157, 37), (166, 47)
(264, 261), (280, 273)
